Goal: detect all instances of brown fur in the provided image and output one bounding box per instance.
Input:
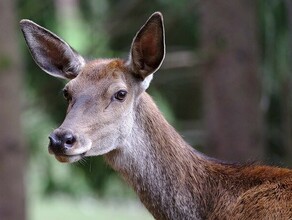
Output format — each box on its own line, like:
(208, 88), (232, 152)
(106, 93), (292, 220)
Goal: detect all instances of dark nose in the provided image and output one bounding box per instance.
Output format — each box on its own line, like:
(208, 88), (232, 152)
(48, 130), (76, 154)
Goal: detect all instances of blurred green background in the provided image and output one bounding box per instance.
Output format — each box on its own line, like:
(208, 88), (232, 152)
(1, 0), (292, 219)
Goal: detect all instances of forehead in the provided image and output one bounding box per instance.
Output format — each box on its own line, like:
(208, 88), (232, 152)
(81, 59), (127, 81)
(67, 58), (130, 90)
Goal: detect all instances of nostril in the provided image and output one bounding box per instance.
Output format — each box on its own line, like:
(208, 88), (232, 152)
(48, 134), (58, 147)
(63, 133), (76, 148)
(48, 133), (63, 154)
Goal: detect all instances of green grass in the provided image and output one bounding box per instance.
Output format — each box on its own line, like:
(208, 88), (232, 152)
(28, 195), (154, 220)
(26, 157), (154, 220)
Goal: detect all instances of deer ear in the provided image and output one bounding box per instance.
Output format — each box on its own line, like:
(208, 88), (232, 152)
(20, 19), (85, 80)
(127, 12), (165, 81)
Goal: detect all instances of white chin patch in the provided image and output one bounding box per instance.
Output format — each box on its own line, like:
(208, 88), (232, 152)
(141, 74), (153, 90)
(55, 154), (83, 163)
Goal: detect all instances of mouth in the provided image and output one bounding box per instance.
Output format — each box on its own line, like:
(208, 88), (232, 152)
(48, 147), (87, 163)
(54, 153), (85, 163)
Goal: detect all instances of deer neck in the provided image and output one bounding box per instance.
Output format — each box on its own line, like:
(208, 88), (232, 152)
(105, 93), (213, 219)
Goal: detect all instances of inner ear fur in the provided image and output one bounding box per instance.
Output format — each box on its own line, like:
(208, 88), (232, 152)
(20, 19), (85, 79)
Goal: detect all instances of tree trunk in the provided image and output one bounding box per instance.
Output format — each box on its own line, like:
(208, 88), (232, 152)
(200, 1), (264, 162)
(0, 0), (26, 219)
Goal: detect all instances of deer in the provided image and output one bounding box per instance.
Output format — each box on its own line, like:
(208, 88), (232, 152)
(20, 12), (292, 220)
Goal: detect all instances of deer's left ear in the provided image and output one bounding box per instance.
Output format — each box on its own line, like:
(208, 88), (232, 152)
(127, 12), (165, 83)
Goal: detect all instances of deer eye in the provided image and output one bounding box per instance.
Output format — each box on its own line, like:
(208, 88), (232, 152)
(114, 90), (127, 101)
(63, 88), (71, 101)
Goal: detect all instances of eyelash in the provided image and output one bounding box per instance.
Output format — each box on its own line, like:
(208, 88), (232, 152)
(63, 88), (71, 101)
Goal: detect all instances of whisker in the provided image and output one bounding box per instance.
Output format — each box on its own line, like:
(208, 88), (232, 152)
(78, 157), (88, 167)
(89, 158), (92, 173)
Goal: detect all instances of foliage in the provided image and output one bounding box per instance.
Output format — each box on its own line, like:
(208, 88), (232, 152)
(29, 195), (153, 220)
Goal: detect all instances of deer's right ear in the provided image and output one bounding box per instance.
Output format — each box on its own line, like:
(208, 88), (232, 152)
(20, 19), (85, 79)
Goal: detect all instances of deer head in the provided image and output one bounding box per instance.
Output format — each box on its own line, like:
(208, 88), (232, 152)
(20, 12), (165, 163)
